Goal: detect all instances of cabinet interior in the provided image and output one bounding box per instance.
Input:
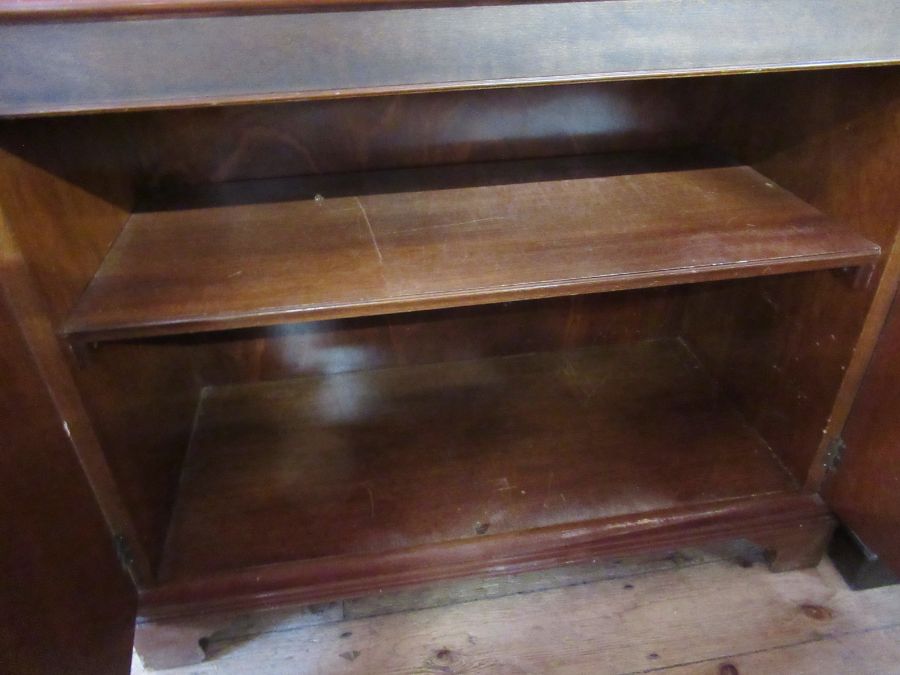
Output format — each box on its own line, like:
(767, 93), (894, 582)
(1, 66), (897, 599)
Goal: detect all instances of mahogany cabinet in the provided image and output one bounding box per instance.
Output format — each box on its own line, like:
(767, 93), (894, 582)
(1, 1), (899, 672)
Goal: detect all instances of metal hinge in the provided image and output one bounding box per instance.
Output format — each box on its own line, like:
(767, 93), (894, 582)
(823, 436), (846, 473)
(112, 533), (135, 572)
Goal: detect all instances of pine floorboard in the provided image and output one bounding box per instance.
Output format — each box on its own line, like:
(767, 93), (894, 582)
(132, 550), (900, 674)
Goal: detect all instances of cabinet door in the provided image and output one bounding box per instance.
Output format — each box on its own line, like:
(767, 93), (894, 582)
(826, 288), (900, 576)
(0, 290), (136, 675)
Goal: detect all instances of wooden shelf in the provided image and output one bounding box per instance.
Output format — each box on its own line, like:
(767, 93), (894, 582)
(158, 339), (796, 584)
(65, 152), (879, 342)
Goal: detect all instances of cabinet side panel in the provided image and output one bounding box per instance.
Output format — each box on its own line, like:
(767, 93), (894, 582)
(74, 339), (205, 577)
(0, 118), (133, 324)
(0, 120), (202, 580)
(0, 263), (136, 675)
(826, 289), (900, 575)
(682, 67), (900, 485)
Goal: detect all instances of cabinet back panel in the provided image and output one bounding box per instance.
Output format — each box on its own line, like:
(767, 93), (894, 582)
(130, 78), (724, 189)
(185, 290), (687, 388)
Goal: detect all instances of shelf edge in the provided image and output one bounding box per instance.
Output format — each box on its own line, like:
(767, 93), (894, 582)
(64, 247), (881, 343)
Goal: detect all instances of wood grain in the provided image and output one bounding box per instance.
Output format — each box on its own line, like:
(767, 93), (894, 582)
(0, 118), (133, 325)
(74, 338), (206, 576)
(826, 286), (900, 576)
(0, 253), (136, 675)
(0, 0), (494, 19)
(157, 339), (796, 583)
(0, 0), (460, 18)
(0, 119), (208, 581)
(659, 626), (900, 675)
(340, 543), (755, 621)
(0, 73), (715, 584)
(1, 0), (898, 116)
(64, 153), (880, 342)
(190, 290), (686, 388)
(683, 67), (900, 486)
(134, 557), (900, 675)
(0, 126), (157, 582)
(143, 493), (831, 623)
(134, 545), (748, 670)
(130, 79), (723, 188)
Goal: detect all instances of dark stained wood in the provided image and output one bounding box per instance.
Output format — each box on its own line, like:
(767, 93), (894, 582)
(0, 77), (718, 582)
(1, 1), (898, 116)
(0, 0), (489, 19)
(131, 79), (724, 188)
(74, 340), (205, 575)
(141, 493), (832, 625)
(736, 71), (900, 491)
(64, 153), (880, 342)
(133, 543), (759, 670)
(0, 11), (898, 674)
(0, 118), (133, 325)
(0, 132), (156, 582)
(132, 495), (834, 670)
(0, 120), (202, 580)
(0, 0), (894, 27)
(682, 67), (900, 487)
(825, 287), (900, 576)
(682, 270), (870, 482)
(132, 496), (834, 669)
(0, 0), (450, 18)
(0, 270), (136, 675)
(191, 291), (686, 387)
(760, 517), (835, 573)
(158, 339), (797, 584)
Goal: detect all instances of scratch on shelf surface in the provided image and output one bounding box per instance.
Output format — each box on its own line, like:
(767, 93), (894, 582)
(403, 216), (509, 234)
(356, 197), (384, 264)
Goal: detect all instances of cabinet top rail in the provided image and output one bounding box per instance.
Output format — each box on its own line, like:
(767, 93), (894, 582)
(0, 0), (476, 20)
(1, 0), (899, 116)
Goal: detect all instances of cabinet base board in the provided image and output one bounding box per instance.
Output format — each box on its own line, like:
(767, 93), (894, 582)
(134, 493), (834, 669)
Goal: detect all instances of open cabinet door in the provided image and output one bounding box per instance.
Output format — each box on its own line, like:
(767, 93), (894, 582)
(826, 286), (900, 578)
(0, 288), (137, 675)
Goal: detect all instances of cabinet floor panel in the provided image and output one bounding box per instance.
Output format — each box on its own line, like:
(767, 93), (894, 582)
(159, 338), (796, 583)
(65, 151), (879, 342)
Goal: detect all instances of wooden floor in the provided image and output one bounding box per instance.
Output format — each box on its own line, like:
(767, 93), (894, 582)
(133, 546), (900, 674)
